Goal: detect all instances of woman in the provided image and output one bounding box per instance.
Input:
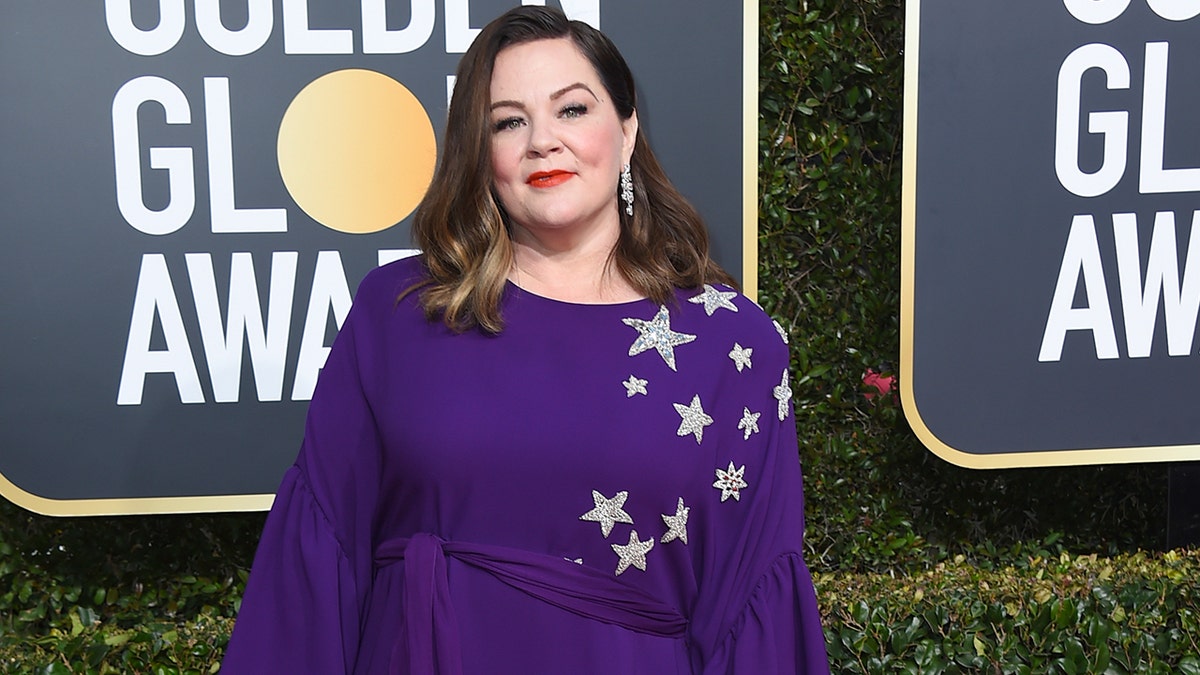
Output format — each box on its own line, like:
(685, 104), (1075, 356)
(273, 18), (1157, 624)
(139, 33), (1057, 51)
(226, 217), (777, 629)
(222, 7), (828, 673)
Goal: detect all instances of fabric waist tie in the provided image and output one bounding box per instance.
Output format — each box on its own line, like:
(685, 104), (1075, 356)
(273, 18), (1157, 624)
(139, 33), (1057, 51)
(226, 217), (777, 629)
(375, 533), (688, 675)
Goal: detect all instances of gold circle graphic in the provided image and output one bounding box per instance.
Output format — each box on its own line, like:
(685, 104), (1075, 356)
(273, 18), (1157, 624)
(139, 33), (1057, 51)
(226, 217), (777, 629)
(277, 69), (436, 234)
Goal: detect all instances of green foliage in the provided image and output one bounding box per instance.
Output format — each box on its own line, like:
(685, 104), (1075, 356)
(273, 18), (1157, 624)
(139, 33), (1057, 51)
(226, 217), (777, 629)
(816, 549), (1200, 673)
(0, 501), (258, 673)
(0, 1), (1190, 672)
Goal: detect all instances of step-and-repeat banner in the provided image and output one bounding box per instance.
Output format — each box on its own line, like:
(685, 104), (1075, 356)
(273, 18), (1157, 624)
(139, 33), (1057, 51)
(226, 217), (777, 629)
(903, 1), (1200, 467)
(0, 1), (756, 513)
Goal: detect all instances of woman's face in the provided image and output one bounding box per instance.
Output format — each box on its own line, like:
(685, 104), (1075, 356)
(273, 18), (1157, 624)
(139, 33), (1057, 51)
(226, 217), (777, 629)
(488, 38), (637, 241)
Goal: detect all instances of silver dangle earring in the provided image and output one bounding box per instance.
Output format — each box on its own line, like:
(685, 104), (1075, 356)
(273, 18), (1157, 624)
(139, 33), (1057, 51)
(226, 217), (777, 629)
(620, 163), (634, 216)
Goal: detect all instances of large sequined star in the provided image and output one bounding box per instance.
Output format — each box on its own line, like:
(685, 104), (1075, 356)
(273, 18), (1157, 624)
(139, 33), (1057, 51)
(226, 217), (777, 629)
(660, 497), (690, 545)
(673, 394), (713, 444)
(773, 369), (793, 421)
(622, 306), (696, 371)
(611, 529), (655, 575)
(580, 490), (634, 538)
(622, 375), (648, 397)
(738, 407), (761, 440)
(713, 462), (748, 502)
(728, 343), (753, 372)
(689, 284), (739, 316)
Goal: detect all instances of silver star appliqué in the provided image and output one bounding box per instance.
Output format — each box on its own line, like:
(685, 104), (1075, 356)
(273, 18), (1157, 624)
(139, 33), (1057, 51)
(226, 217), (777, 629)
(689, 284), (739, 316)
(773, 369), (793, 421)
(772, 319), (789, 344)
(713, 462), (748, 502)
(729, 343), (753, 372)
(660, 497), (690, 545)
(611, 530), (655, 575)
(674, 394), (713, 444)
(738, 407), (761, 440)
(622, 306), (696, 371)
(622, 375), (648, 397)
(580, 490), (634, 538)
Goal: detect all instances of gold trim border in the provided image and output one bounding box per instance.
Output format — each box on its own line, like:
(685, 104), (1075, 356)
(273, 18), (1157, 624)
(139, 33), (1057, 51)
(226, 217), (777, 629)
(2, 3), (762, 516)
(743, 0), (759, 301)
(0, 469), (274, 516)
(898, 0), (1200, 469)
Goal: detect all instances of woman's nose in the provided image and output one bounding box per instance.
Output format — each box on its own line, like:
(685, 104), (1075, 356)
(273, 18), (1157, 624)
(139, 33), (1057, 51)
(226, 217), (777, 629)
(525, 119), (563, 157)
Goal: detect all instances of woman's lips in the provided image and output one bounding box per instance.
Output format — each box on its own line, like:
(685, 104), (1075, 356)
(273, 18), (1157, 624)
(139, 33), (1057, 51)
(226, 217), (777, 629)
(526, 170), (574, 188)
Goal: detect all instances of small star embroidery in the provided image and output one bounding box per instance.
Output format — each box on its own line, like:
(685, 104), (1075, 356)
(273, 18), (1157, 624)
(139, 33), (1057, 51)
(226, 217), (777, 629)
(622, 306), (697, 371)
(622, 375), (648, 397)
(773, 369), (793, 421)
(611, 530), (655, 575)
(729, 343), (753, 372)
(773, 319), (789, 344)
(713, 462), (748, 502)
(579, 490), (634, 538)
(674, 394), (713, 444)
(689, 284), (739, 316)
(660, 497), (690, 545)
(738, 407), (761, 440)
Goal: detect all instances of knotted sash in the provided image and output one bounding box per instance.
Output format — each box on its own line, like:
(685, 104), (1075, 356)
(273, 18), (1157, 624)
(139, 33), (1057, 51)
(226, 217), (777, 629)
(375, 533), (689, 674)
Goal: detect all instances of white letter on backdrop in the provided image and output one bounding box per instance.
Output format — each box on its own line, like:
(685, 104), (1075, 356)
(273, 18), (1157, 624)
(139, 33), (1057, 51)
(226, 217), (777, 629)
(112, 76), (195, 236)
(1139, 43), (1200, 194)
(1039, 215), (1120, 362)
(194, 0), (273, 56)
(1055, 43), (1130, 198)
(291, 251), (353, 401)
(117, 254), (205, 405)
(104, 0), (185, 55)
(363, 0), (435, 54)
(1062, 0), (1131, 24)
(1146, 0), (1200, 20)
(204, 78), (288, 233)
(1114, 211), (1200, 357)
(282, 0), (353, 54)
(187, 252), (297, 403)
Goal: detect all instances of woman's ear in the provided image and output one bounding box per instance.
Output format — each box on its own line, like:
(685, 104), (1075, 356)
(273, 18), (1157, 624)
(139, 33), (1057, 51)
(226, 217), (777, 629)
(621, 109), (639, 164)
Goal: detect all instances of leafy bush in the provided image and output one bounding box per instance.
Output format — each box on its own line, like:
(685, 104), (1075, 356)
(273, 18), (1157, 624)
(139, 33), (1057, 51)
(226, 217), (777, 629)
(817, 549), (1200, 674)
(0, 504), (257, 673)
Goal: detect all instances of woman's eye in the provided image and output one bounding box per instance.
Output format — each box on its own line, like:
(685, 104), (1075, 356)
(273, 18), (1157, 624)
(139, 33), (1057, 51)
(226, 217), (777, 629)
(493, 117), (524, 132)
(560, 104), (588, 119)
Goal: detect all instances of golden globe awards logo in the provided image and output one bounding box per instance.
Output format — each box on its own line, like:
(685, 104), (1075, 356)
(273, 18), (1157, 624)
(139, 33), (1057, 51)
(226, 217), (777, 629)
(106, 1), (599, 407)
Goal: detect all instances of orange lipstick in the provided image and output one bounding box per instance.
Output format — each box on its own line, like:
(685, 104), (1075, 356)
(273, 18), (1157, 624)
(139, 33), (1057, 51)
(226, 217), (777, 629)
(526, 170), (574, 188)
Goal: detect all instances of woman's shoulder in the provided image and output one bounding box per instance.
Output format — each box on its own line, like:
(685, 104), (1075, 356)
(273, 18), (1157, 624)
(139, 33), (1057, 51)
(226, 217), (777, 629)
(354, 253), (429, 305)
(673, 283), (787, 340)
(662, 283), (791, 372)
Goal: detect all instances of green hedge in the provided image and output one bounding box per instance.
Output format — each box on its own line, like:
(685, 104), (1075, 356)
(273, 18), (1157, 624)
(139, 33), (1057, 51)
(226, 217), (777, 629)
(0, 508), (255, 673)
(818, 549), (1200, 674)
(3, 512), (1198, 673)
(0, 0), (1193, 672)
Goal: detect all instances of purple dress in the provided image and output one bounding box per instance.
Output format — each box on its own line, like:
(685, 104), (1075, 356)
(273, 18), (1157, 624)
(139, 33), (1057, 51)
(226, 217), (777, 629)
(222, 256), (829, 674)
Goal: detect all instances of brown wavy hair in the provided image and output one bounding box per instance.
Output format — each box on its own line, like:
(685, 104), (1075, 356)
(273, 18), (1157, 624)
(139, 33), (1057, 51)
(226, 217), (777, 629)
(410, 5), (734, 333)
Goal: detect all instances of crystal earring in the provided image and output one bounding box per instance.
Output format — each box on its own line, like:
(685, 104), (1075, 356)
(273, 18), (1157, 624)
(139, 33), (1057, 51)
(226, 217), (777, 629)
(619, 163), (634, 216)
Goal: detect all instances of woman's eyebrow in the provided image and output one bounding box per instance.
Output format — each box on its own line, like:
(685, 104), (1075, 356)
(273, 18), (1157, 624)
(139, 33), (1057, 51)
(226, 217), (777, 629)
(490, 82), (599, 111)
(490, 99), (524, 112)
(550, 82), (598, 101)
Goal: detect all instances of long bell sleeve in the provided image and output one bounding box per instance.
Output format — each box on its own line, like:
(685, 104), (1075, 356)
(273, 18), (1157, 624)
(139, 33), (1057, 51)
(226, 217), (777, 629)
(221, 271), (391, 674)
(685, 310), (830, 674)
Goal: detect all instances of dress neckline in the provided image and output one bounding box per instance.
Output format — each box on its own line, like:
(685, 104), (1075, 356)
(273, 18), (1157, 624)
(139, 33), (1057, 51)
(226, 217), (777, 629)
(504, 279), (650, 309)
